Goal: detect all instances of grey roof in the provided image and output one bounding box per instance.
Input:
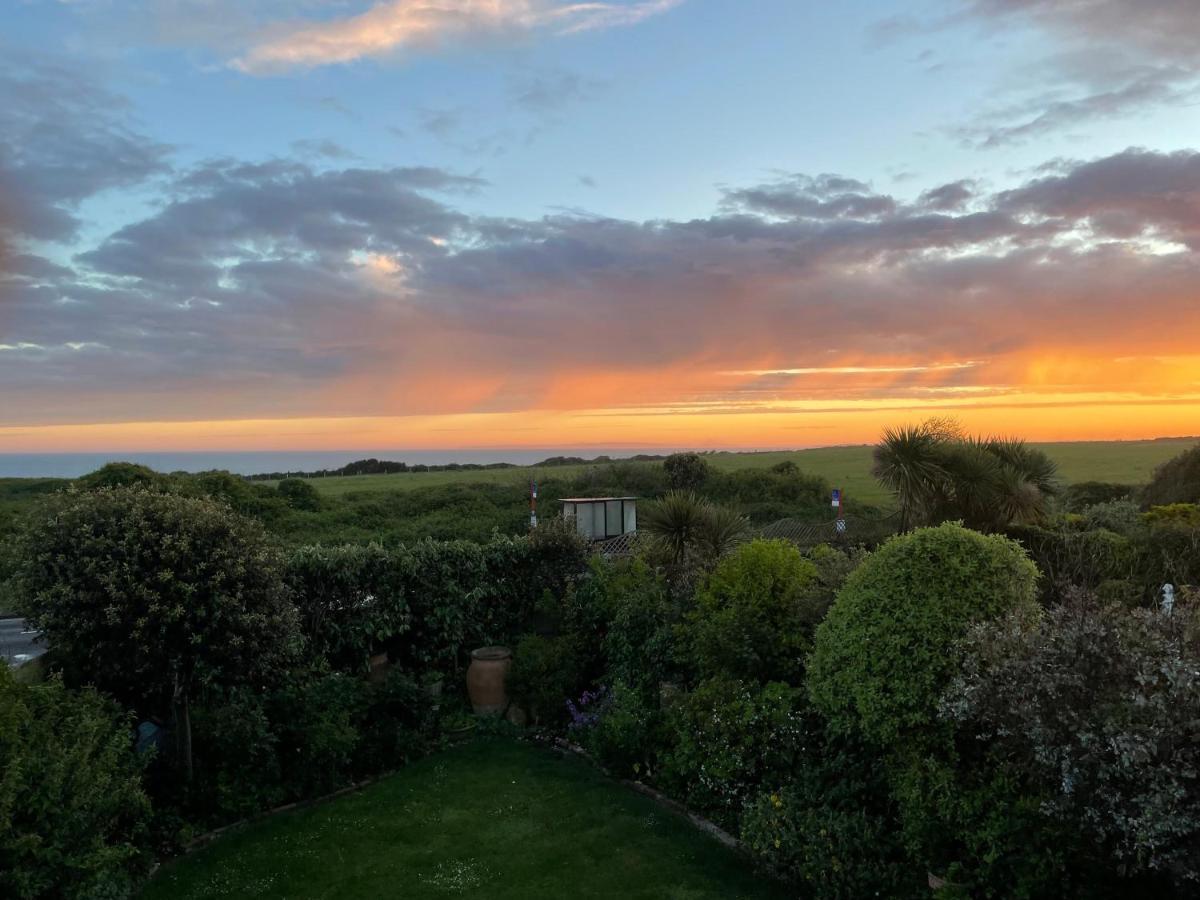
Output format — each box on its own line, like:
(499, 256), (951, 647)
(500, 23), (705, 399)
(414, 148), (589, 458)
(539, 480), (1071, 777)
(559, 496), (638, 503)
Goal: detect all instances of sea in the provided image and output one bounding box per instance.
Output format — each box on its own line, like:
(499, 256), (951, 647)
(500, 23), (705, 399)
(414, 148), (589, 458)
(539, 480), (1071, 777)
(0, 449), (694, 479)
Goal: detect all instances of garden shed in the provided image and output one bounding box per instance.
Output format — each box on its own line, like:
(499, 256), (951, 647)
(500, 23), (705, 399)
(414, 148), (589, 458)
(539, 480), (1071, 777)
(561, 496), (637, 541)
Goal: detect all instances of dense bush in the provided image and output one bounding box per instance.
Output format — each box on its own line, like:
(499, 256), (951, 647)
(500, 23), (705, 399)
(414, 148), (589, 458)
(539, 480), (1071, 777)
(1142, 443), (1200, 508)
(577, 682), (663, 780)
(809, 522), (1040, 747)
(682, 539), (819, 685)
(10, 488), (303, 780)
(0, 668), (152, 900)
(507, 633), (587, 725)
(742, 734), (919, 900)
(267, 673), (370, 798)
(1061, 480), (1136, 512)
(276, 478), (322, 511)
(659, 677), (807, 829)
(664, 452), (710, 490)
(1007, 522), (1138, 605)
(191, 689), (284, 821)
(591, 558), (680, 697)
(943, 594), (1200, 892)
(286, 543), (408, 674)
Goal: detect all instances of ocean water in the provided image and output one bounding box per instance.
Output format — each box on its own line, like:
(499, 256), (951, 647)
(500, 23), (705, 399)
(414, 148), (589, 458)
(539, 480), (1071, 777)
(0, 449), (687, 479)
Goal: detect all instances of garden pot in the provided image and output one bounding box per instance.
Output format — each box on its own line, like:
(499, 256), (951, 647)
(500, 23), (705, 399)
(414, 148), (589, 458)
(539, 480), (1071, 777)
(466, 646), (512, 716)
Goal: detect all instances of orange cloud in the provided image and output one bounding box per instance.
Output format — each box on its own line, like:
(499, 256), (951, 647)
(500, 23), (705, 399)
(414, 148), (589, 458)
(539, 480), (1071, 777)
(232, 0), (684, 73)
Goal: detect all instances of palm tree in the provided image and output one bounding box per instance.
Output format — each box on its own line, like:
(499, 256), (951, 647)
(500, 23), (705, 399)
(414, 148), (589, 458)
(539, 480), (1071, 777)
(694, 503), (750, 567)
(872, 422), (949, 530)
(873, 420), (1060, 532)
(641, 491), (708, 565)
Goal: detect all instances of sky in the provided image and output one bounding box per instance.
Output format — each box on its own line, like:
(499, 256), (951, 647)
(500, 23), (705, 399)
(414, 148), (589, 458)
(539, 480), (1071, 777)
(2, 0), (1200, 453)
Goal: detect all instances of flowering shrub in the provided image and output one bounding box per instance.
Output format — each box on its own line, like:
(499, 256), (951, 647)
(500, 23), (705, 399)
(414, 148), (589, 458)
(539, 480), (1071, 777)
(577, 683), (663, 780)
(942, 592), (1200, 891)
(566, 686), (609, 733)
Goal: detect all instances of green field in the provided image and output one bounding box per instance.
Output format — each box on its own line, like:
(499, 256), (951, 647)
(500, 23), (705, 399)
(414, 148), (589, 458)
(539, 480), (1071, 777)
(280, 439), (1198, 507)
(142, 738), (783, 900)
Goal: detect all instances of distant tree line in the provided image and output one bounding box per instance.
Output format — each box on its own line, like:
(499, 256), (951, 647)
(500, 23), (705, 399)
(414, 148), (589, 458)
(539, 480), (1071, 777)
(244, 452), (676, 481)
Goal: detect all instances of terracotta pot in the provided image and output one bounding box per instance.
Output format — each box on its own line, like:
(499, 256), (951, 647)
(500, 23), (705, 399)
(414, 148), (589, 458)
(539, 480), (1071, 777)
(466, 646), (512, 716)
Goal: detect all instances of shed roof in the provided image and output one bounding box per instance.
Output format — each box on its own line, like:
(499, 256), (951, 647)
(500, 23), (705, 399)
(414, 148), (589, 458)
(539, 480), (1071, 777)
(559, 496), (638, 503)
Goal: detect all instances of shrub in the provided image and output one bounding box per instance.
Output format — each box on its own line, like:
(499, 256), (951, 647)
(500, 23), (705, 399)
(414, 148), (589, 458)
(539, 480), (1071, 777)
(942, 594), (1200, 892)
(1061, 481), (1136, 512)
(276, 478), (321, 511)
(355, 670), (437, 774)
(659, 677), (808, 829)
(1081, 499), (1142, 534)
(0, 668), (152, 899)
(286, 543), (407, 674)
(267, 673), (368, 799)
(683, 539), (819, 684)
(808, 522), (1039, 747)
(664, 452), (710, 490)
(191, 689), (283, 823)
(594, 558), (680, 698)
(507, 634), (586, 725)
(577, 682), (663, 780)
(1007, 523), (1137, 605)
(742, 735), (919, 900)
(1142, 444), (1200, 508)
(11, 488), (303, 782)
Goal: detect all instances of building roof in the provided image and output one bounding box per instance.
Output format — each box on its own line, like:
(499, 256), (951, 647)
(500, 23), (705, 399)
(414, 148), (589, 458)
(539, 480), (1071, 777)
(559, 496), (638, 503)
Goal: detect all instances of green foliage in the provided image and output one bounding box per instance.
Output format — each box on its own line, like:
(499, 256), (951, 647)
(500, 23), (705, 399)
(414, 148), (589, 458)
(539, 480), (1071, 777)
(580, 682), (664, 779)
(1141, 443), (1200, 508)
(12, 488), (302, 707)
(1142, 503), (1200, 527)
(591, 558), (679, 697)
(507, 634), (586, 725)
(76, 461), (166, 492)
(1061, 481), (1136, 512)
(191, 689), (283, 821)
(943, 593), (1200, 894)
(808, 522), (1039, 747)
(873, 419), (1060, 531)
(741, 734), (919, 900)
(683, 539), (819, 684)
(276, 477), (322, 511)
(267, 673), (369, 799)
(660, 677), (808, 829)
(1006, 523), (1138, 605)
(286, 543), (408, 674)
(0, 668), (152, 899)
(664, 452), (710, 490)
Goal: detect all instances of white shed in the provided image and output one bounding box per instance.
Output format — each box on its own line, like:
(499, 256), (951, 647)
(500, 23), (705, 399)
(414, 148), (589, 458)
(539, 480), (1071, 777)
(561, 496), (637, 541)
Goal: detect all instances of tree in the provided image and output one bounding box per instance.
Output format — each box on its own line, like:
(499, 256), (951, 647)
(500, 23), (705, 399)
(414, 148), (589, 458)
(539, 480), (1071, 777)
(11, 488), (302, 782)
(872, 419), (1059, 532)
(641, 491), (749, 572)
(276, 477), (322, 511)
(1141, 443), (1200, 508)
(664, 452), (710, 491)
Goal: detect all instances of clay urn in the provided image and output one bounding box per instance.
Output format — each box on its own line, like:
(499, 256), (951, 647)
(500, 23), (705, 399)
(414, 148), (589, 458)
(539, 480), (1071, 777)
(466, 646), (512, 716)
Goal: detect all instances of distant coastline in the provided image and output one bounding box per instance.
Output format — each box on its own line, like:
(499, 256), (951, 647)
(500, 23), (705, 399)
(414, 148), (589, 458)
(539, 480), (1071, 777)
(0, 449), (694, 479)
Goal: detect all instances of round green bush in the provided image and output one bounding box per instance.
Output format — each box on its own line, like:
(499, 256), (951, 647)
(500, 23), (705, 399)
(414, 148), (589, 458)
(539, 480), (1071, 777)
(684, 539), (819, 684)
(0, 667), (152, 899)
(808, 522), (1039, 747)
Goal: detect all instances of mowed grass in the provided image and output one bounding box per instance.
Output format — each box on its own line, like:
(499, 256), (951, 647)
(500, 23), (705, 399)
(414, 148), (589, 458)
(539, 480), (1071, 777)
(141, 739), (785, 900)
(287, 439), (1198, 507)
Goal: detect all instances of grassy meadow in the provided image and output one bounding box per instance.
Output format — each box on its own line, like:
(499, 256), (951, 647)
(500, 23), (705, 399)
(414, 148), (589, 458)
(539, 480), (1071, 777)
(274, 439), (1198, 507)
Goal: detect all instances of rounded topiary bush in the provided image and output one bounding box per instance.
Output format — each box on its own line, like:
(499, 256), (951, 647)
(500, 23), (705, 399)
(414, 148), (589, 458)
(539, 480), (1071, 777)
(808, 522), (1039, 747)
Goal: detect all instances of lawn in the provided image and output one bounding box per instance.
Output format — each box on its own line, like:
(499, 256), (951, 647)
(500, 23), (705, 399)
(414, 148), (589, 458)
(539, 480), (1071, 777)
(141, 739), (785, 900)
(284, 438), (1198, 506)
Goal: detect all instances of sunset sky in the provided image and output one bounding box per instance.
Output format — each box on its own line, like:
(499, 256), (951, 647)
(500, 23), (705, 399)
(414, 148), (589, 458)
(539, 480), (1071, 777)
(3, 0), (1200, 453)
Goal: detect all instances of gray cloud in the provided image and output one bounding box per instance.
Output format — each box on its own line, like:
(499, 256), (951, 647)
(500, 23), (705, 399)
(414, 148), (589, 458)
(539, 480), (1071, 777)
(0, 54), (170, 249)
(7, 145), (1200, 422)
